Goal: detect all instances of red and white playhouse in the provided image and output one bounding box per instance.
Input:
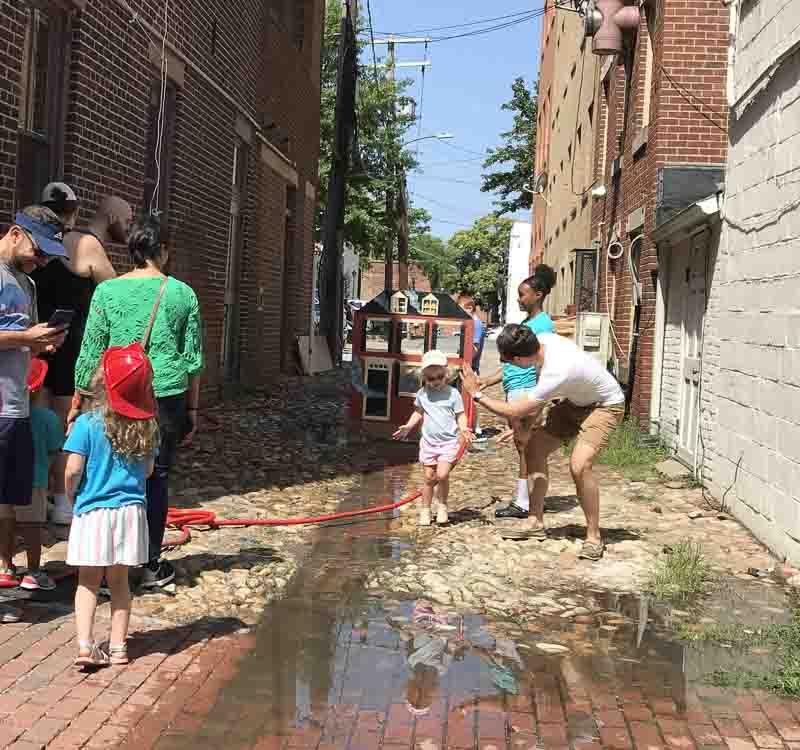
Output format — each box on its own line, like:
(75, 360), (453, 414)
(349, 289), (475, 438)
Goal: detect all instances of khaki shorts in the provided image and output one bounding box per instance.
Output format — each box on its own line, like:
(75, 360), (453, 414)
(543, 401), (625, 450)
(0, 488), (48, 525)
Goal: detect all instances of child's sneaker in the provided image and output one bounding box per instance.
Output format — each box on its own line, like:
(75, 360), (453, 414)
(418, 507), (432, 527)
(20, 571), (56, 592)
(436, 506), (449, 525)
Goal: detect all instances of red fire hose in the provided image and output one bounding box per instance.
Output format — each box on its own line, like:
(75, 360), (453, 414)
(162, 397), (476, 548)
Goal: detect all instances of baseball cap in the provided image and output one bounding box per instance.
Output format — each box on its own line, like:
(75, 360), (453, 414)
(14, 211), (68, 258)
(102, 344), (157, 420)
(421, 350), (448, 371)
(27, 358), (48, 393)
(41, 182), (78, 207)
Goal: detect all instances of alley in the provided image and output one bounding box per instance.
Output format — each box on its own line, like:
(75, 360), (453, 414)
(1, 367), (799, 750)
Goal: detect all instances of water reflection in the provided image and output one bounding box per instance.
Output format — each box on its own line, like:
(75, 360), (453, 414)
(153, 467), (796, 750)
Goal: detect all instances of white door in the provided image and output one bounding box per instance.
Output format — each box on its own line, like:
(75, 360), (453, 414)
(677, 233), (708, 469)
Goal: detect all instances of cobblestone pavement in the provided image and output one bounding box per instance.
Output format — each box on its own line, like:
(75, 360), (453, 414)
(2, 366), (799, 749)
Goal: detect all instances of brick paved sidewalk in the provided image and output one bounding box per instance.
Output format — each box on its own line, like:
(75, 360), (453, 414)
(0, 603), (254, 750)
(2, 603), (800, 750)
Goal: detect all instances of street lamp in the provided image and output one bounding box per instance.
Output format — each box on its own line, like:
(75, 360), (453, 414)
(402, 132), (454, 147)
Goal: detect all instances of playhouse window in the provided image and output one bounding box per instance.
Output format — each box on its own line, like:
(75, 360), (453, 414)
(390, 292), (408, 314)
(431, 322), (464, 357)
(398, 319), (426, 354)
(364, 318), (392, 353)
(421, 294), (439, 316)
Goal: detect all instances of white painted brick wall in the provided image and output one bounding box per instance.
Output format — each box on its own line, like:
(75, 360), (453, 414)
(706, 32), (800, 565)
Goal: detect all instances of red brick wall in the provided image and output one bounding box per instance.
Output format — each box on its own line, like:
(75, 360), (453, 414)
(0, 3), (26, 221)
(591, 0), (729, 425)
(359, 262), (433, 302)
(1, 0), (323, 395)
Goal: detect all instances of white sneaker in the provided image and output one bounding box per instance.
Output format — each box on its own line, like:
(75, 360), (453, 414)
(436, 506), (449, 525)
(418, 508), (432, 527)
(0, 604), (21, 623)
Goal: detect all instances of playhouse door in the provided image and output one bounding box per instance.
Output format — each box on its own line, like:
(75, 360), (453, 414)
(363, 359), (393, 421)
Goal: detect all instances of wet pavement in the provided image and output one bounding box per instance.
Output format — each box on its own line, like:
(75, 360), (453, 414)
(145, 474), (799, 750)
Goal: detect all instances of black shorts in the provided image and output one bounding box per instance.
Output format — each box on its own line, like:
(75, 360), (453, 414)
(0, 418), (33, 507)
(43, 327), (81, 397)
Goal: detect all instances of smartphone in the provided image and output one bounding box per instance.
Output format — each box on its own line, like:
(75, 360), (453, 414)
(47, 309), (75, 328)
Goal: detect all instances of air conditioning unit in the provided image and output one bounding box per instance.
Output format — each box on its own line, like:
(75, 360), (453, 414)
(575, 312), (611, 366)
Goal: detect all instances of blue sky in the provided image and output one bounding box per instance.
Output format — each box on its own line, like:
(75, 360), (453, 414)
(364, 2), (543, 240)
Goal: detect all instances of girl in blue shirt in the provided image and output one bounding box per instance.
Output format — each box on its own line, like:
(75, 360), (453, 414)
(64, 347), (158, 668)
(480, 265), (556, 519)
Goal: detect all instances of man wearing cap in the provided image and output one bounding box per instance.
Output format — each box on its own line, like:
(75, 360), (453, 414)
(0, 206), (68, 612)
(41, 182), (79, 231)
(35, 191), (129, 527)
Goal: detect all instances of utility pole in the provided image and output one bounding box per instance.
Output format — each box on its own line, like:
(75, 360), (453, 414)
(320, 0), (358, 366)
(373, 37), (430, 292)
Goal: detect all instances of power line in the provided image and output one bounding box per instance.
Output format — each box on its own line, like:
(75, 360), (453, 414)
(656, 61), (727, 132)
(436, 139), (488, 158)
(373, 8), (538, 36)
(411, 191), (477, 216)
(366, 0), (379, 82)
(428, 11), (542, 42)
(414, 174), (483, 186)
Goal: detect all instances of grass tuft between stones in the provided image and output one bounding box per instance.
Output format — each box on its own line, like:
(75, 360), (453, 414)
(674, 598), (800, 697)
(647, 541), (713, 603)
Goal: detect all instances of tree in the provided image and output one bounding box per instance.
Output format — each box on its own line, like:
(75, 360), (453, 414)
(409, 233), (458, 292)
(448, 214), (513, 313)
(318, 0), (419, 260)
(481, 78), (538, 216)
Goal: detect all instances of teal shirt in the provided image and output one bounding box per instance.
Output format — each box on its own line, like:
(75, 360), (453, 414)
(63, 413), (151, 516)
(31, 405), (64, 489)
(502, 312), (556, 393)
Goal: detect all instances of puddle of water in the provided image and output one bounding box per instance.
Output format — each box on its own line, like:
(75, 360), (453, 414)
(153, 470), (798, 750)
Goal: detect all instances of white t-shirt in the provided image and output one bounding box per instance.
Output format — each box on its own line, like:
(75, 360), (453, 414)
(527, 333), (624, 407)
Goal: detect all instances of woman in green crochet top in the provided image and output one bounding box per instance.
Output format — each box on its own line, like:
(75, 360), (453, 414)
(69, 216), (203, 589)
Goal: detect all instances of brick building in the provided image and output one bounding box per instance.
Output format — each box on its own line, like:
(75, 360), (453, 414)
(533, 5), (600, 318)
(358, 261), (432, 302)
(1, 0), (324, 393)
(531, 1), (557, 272)
(590, 0), (729, 428)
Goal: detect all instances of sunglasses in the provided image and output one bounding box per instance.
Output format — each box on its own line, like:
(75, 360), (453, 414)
(18, 228), (46, 259)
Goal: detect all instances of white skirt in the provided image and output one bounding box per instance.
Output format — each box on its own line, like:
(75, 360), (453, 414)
(67, 504), (149, 567)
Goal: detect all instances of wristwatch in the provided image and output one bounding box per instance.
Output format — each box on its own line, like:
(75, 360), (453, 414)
(473, 391), (484, 402)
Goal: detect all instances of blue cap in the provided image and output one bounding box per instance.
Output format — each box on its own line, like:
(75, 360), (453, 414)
(14, 212), (68, 258)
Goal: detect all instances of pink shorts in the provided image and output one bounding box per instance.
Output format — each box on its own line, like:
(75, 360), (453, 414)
(419, 438), (461, 467)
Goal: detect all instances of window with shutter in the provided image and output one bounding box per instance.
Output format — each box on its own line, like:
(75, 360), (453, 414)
(15, 4), (71, 210)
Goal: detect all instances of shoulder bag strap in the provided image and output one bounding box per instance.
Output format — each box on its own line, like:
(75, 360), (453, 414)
(141, 277), (169, 350)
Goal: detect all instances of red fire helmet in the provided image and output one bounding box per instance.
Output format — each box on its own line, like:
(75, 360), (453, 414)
(102, 344), (156, 420)
(27, 358), (48, 394)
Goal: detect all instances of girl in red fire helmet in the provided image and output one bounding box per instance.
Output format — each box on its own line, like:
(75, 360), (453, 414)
(63, 346), (159, 668)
